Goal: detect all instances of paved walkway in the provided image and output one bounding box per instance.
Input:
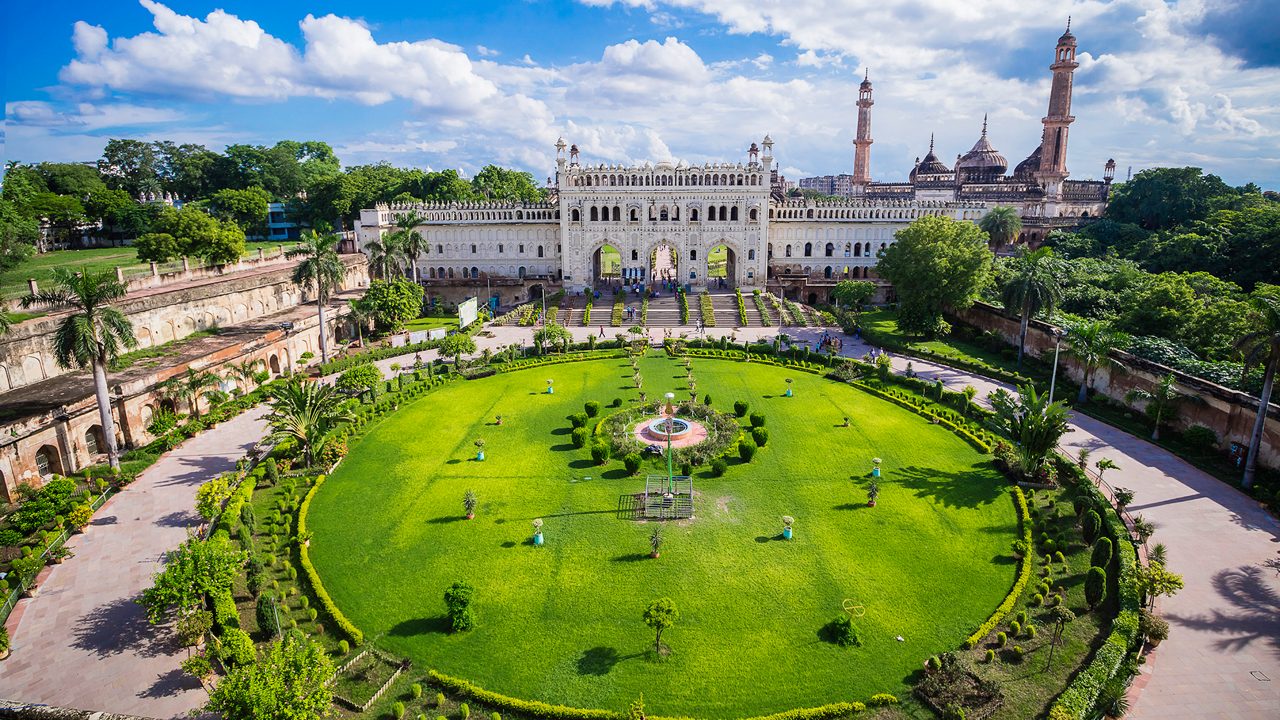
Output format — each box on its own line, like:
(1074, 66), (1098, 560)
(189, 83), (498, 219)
(0, 407), (269, 719)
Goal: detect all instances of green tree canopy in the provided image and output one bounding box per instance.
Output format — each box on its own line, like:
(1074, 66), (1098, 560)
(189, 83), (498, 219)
(206, 632), (335, 720)
(876, 215), (991, 336)
(208, 187), (271, 238)
(140, 536), (246, 623)
(336, 363), (383, 395)
(1107, 167), (1235, 231)
(362, 279), (423, 332)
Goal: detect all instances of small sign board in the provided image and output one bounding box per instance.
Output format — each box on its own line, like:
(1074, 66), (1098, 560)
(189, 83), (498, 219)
(408, 330), (432, 345)
(458, 297), (479, 329)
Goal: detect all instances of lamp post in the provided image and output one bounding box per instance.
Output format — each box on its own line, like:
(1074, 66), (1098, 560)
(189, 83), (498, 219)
(664, 392), (676, 494)
(1048, 327), (1067, 403)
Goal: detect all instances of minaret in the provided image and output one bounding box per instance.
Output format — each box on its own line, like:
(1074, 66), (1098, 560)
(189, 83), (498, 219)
(1036, 19), (1078, 197)
(852, 69), (874, 193)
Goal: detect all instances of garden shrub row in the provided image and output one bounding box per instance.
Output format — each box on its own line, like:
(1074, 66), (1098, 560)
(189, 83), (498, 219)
(784, 299), (807, 326)
(428, 669), (885, 720)
(735, 288), (749, 326)
(490, 350), (627, 374)
(751, 290), (773, 326)
(611, 298), (624, 327)
(520, 304), (539, 326)
(545, 307), (558, 326)
(317, 340), (444, 376)
(858, 324), (1032, 388)
(582, 299), (592, 326)
(491, 303), (533, 326)
(297, 474), (364, 645)
(639, 298), (648, 326)
(699, 292), (715, 327)
(1047, 465), (1141, 720)
(961, 487), (1033, 649)
(677, 290), (689, 324)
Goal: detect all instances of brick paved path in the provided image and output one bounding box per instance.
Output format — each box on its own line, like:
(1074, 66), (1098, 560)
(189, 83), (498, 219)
(0, 407), (269, 718)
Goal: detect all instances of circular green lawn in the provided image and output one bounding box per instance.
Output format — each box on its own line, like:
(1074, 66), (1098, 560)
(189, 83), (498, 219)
(307, 356), (1016, 718)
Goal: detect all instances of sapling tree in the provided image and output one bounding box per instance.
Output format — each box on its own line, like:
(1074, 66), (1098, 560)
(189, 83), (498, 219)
(643, 597), (679, 656)
(463, 490), (478, 519)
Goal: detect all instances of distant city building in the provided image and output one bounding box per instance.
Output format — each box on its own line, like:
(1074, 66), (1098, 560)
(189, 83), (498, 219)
(798, 175), (856, 197)
(266, 202), (301, 241)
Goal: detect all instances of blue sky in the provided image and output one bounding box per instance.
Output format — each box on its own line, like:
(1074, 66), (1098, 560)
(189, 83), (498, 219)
(3, 0), (1278, 189)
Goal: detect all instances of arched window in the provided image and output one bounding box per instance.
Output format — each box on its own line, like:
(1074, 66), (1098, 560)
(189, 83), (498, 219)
(613, 206), (621, 221)
(498, 244), (504, 254)
(720, 205), (729, 220)
(448, 268), (455, 279)
(748, 249), (756, 260)
(730, 207), (739, 221)
(630, 208), (639, 221)
(537, 245), (544, 258)
(825, 266), (833, 279)
(749, 208), (758, 221)
(825, 243), (834, 257)
(571, 209), (580, 222)
(691, 208), (699, 222)
(437, 244), (443, 254)
(785, 245), (792, 257)
(35, 445), (60, 478)
(690, 249), (697, 261)
(804, 242), (812, 257)
(471, 266), (479, 278)
(471, 244), (477, 254)
(660, 206), (669, 221)
(85, 426), (103, 456)
(518, 266), (526, 279)
(438, 267), (446, 279)
(590, 207), (599, 222)
(631, 249), (638, 261)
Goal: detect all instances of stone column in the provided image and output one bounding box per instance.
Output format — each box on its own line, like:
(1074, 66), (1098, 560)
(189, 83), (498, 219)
(258, 248), (266, 261)
(115, 266), (125, 283)
(150, 261), (159, 277)
(27, 278), (38, 295)
(182, 256), (190, 274)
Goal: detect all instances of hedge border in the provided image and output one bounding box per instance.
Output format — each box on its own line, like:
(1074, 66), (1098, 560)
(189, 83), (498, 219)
(427, 669), (880, 720)
(961, 487), (1033, 649)
(1047, 465), (1141, 720)
(297, 474), (364, 645)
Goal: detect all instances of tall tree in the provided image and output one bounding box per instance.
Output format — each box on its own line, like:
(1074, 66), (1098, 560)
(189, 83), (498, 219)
(208, 187), (271, 239)
(642, 597), (680, 656)
(22, 268), (137, 468)
(163, 368), (225, 420)
(831, 280), (876, 324)
(875, 215), (991, 337)
(364, 235), (405, 281)
(99, 139), (161, 197)
(287, 228), (346, 363)
(205, 632), (335, 720)
(1065, 320), (1128, 404)
(978, 205), (1022, 250)
(1235, 288), (1280, 487)
(1000, 246), (1064, 368)
(1107, 167), (1235, 231)
(265, 381), (355, 467)
(392, 211), (426, 282)
(1124, 373), (1194, 441)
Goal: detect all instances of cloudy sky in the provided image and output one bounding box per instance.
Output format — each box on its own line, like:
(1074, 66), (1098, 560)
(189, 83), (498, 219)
(3, 0), (1278, 189)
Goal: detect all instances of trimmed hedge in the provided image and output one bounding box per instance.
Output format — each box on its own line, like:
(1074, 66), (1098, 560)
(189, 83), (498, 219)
(297, 474), (364, 644)
(428, 669), (874, 720)
(210, 587), (239, 635)
(962, 487), (1033, 649)
(1047, 464), (1142, 719)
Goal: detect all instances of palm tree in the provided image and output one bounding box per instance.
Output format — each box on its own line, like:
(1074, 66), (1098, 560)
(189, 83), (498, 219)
(22, 268), (136, 469)
(224, 358), (265, 396)
(1235, 292), (1280, 487)
(1000, 246), (1064, 369)
(347, 298), (373, 347)
(0, 311), (11, 335)
(1066, 320), (1128, 404)
(1125, 373), (1193, 441)
(364, 235), (406, 281)
(979, 205), (1023, 251)
(265, 380), (355, 467)
(391, 211), (426, 282)
(287, 227), (346, 364)
(164, 368), (224, 420)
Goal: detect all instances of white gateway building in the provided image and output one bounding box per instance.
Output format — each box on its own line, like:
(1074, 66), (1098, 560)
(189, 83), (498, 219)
(356, 28), (1106, 307)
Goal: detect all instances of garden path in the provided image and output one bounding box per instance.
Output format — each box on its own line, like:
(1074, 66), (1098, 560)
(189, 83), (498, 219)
(0, 407), (269, 719)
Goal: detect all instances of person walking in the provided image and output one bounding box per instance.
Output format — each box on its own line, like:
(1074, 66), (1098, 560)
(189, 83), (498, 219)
(599, 325), (605, 337)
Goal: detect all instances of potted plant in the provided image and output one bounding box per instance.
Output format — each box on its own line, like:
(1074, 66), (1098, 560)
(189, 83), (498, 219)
(781, 515), (794, 540)
(649, 525), (664, 558)
(532, 518), (544, 546)
(872, 457), (882, 478)
(464, 490), (478, 520)
(495, 414), (503, 426)
(474, 439), (486, 461)
(867, 481), (879, 507)
(546, 379), (554, 395)
(842, 416), (850, 428)
(0, 626), (10, 661)
(11, 555), (43, 597)
(1140, 610), (1169, 647)
(784, 378), (794, 397)
(49, 546), (74, 564)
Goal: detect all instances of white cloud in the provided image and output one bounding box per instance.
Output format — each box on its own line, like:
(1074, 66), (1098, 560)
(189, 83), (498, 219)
(475, 45), (500, 57)
(6, 100), (185, 130)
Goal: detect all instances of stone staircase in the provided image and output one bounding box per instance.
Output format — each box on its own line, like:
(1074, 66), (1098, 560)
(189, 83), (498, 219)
(548, 287), (822, 329)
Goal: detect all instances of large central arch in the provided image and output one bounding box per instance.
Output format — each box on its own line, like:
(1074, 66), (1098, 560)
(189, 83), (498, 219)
(707, 243), (736, 287)
(649, 241), (679, 286)
(592, 244), (621, 283)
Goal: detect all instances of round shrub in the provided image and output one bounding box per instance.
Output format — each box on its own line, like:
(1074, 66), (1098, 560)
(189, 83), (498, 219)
(827, 615), (862, 646)
(219, 628), (255, 667)
(738, 438), (758, 462)
(1082, 510), (1101, 543)
(733, 400), (748, 417)
(1183, 424), (1218, 454)
(703, 394), (712, 406)
(749, 412), (765, 428)
(1009, 645), (1024, 662)
(584, 401), (601, 418)
(1091, 536), (1113, 569)
(436, 693), (446, 708)
(1025, 624), (1037, 639)
(680, 462), (693, 476)
(926, 656), (941, 671)
(751, 426), (769, 447)
(1015, 610), (1027, 625)
(570, 427), (590, 449)
(460, 703), (470, 720)
(256, 593), (279, 637)
(995, 631), (1007, 647)
(338, 639), (349, 654)
(1009, 620), (1021, 637)
(1032, 593), (1044, 606)
(984, 649), (995, 663)
(868, 694), (898, 707)
(411, 683), (423, 699)
(393, 701), (406, 719)
(1054, 550), (1066, 565)
(1085, 566), (1108, 608)
(611, 398), (623, 408)
(710, 458), (728, 477)
(308, 608), (318, 621)
(623, 453), (642, 476)
(569, 412), (589, 428)
(590, 442), (611, 465)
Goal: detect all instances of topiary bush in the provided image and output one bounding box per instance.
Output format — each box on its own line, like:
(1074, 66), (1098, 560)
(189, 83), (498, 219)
(219, 627), (255, 667)
(584, 401), (601, 418)
(590, 442), (611, 465)
(749, 412), (765, 428)
(995, 631), (1007, 647)
(623, 453), (642, 475)
(703, 394), (712, 406)
(734, 400), (748, 417)
(570, 427), (590, 449)
(1082, 510), (1101, 543)
(710, 458), (727, 477)
(1085, 566), (1108, 608)
(256, 593), (279, 637)
(751, 426), (769, 447)
(392, 701), (406, 719)
(1182, 424), (1218, 454)
(738, 438), (758, 462)
(1091, 536), (1113, 569)
(985, 649), (995, 663)
(825, 615), (862, 646)
(868, 694), (898, 707)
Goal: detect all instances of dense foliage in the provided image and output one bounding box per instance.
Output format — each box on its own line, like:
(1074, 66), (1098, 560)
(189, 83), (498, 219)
(363, 279), (426, 332)
(877, 215), (992, 336)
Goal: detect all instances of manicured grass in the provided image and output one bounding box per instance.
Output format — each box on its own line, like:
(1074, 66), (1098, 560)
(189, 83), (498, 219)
(308, 357), (1015, 718)
(0, 241), (296, 300)
(402, 316), (460, 333)
(862, 309), (1018, 372)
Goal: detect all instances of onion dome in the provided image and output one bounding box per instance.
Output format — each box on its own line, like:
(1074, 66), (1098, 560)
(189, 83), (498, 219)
(1059, 17), (1076, 45)
(1013, 143), (1042, 179)
(956, 116), (1008, 179)
(860, 68), (872, 91)
(909, 134), (951, 181)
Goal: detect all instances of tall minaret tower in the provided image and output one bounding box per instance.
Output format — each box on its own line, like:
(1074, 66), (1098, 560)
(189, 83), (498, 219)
(1036, 20), (1078, 199)
(852, 69), (874, 194)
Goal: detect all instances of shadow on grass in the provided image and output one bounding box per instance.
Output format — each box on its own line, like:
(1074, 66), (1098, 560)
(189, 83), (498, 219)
(991, 554), (1018, 565)
(894, 462), (1005, 509)
(551, 443), (576, 452)
(551, 427), (571, 436)
(754, 534), (787, 543)
(832, 503), (869, 511)
(612, 552), (652, 563)
(500, 541), (517, 549)
(388, 616), (451, 636)
(427, 516), (463, 524)
(576, 646), (643, 676)
(569, 459), (597, 469)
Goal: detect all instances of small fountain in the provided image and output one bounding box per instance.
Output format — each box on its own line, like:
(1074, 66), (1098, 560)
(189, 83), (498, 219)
(634, 393), (707, 448)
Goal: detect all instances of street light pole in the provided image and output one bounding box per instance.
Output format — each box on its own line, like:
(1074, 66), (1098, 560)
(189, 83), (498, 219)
(1048, 328), (1066, 402)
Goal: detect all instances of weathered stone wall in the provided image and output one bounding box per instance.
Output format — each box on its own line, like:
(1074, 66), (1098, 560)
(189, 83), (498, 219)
(0, 256), (368, 392)
(951, 301), (1280, 469)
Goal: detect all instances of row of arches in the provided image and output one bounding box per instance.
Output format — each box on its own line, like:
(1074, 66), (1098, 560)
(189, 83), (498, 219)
(571, 204), (758, 224)
(768, 241), (887, 259)
(396, 209), (560, 223)
(770, 207), (978, 221)
(429, 243), (557, 258)
(769, 266), (876, 280)
(574, 172), (761, 188)
(427, 266), (559, 281)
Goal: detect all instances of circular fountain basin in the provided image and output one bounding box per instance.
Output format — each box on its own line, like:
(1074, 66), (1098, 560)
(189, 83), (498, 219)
(633, 416), (709, 448)
(647, 417), (693, 438)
